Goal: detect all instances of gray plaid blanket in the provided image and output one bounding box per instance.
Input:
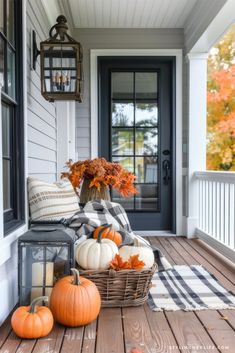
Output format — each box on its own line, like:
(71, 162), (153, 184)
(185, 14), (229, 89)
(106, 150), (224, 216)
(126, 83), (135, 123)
(67, 200), (172, 272)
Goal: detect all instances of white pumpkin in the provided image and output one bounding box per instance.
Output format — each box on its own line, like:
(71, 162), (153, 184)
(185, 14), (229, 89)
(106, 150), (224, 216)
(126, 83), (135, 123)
(75, 235), (118, 270)
(119, 245), (154, 269)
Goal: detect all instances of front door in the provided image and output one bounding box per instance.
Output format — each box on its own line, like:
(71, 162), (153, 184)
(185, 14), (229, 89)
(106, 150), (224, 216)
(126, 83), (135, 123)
(98, 57), (174, 231)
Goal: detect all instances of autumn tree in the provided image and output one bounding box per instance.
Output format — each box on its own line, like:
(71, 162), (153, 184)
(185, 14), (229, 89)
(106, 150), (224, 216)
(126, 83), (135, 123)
(207, 24), (235, 170)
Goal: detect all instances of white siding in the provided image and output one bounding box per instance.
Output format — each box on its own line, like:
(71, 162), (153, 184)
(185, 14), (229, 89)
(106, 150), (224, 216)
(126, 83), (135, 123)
(0, 0), (58, 325)
(27, 0), (57, 181)
(74, 28), (184, 159)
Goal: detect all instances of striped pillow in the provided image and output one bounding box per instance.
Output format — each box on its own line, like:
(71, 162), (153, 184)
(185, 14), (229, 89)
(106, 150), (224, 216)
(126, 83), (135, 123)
(28, 177), (80, 221)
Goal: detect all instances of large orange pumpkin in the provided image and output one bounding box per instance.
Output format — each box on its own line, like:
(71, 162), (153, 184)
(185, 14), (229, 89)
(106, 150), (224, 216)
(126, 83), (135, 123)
(50, 268), (101, 327)
(93, 224), (122, 246)
(11, 296), (54, 339)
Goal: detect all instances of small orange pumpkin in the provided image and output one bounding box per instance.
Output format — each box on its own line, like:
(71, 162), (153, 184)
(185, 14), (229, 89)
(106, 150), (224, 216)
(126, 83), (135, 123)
(11, 296), (53, 339)
(50, 268), (101, 327)
(93, 224), (122, 246)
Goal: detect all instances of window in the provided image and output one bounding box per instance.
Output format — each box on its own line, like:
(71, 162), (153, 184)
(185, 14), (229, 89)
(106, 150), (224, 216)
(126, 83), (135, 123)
(0, 0), (24, 234)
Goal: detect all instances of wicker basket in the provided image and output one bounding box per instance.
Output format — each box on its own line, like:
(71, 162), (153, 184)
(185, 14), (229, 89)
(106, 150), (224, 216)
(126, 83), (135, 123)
(79, 263), (157, 307)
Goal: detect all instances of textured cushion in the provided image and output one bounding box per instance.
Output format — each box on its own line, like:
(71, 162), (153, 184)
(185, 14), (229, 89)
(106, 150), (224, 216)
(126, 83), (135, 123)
(28, 177), (80, 221)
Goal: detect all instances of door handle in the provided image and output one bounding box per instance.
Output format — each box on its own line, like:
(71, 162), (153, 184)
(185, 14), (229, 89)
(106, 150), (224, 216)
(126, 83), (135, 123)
(162, 159), (170, 185)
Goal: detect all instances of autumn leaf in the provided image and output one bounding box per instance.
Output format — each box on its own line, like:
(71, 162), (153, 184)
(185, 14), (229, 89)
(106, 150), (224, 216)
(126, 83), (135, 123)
(127, 255), (145, 270)
(109, 254), (130, 270)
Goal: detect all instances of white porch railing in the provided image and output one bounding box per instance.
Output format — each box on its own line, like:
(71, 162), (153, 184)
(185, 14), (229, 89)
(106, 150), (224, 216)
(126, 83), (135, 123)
(195, 171), (235, 262)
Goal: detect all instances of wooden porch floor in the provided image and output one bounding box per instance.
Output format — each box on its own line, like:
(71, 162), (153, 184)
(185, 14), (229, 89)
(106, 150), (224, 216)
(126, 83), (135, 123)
(1, 236), (235, 353)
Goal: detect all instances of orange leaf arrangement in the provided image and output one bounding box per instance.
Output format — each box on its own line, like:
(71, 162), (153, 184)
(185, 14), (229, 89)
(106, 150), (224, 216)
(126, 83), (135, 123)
(61, 158), (137, 198)
(110, 254), (145, 270)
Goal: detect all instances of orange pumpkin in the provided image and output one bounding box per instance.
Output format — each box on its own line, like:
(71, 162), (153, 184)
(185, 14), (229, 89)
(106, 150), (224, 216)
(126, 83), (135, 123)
(50, 268), (101, 327)
(93, 224), (122, 246)
(11, 296), (53, 339)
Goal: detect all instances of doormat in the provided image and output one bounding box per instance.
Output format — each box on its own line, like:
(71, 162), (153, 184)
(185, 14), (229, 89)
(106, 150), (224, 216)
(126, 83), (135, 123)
(148, 265), (235, 311)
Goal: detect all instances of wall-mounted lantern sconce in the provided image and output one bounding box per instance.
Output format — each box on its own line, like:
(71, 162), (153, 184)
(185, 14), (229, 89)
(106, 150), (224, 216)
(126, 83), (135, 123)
(32, 15), (83, 102)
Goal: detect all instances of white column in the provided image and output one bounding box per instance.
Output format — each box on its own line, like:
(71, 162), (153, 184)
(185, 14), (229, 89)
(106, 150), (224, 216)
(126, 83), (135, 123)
(56, 101), (76, 178)
(187, 53), (208, 238)
(0, 78), (3, 239)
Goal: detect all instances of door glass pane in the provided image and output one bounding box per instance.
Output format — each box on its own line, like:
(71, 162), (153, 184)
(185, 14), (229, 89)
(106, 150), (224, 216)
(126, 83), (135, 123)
(7, 46), (15, 98)
(135, 156), (158, 183)
(112, 156), (134, 174)
(0, 0), (3, 33)
(3, 159), (11, 210)
(135, 128), (158, 155)
(112, 103), (134, 126)
(111, 71), (159, 212)
(0, 38), (4, 89)
(135, 184), (158, 210)
(112, 72), (134, 100)
(112, 128), (134, 155)
(112, 188), (134, 210)
(135, 72), (157, 99)
(2, 103), (11, 157)
(7, 0), (14, 45)
(136, 103), (158, 126)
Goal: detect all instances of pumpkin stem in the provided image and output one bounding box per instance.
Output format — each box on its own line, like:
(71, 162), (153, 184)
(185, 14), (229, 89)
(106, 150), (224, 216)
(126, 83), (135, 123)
(97, 224), (112, 243)
(29, 296), (48, 313)
(71, 268), (81, 285)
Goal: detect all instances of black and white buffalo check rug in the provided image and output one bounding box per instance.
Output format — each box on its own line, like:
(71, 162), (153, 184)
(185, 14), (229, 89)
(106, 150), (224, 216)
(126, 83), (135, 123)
(148, 265), (235, 311)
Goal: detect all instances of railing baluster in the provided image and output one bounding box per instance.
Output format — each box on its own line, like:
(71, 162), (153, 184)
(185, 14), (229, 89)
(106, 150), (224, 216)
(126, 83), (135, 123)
(195, 172), (235, 256)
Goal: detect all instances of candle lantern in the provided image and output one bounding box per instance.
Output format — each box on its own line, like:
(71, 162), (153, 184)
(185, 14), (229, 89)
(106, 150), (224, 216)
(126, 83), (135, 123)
(33, 15), (83, 102)
(18, 228), (74, 305)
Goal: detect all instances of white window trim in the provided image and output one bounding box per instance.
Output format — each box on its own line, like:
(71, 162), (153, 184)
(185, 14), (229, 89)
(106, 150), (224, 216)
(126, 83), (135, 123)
(90, 49), (183, 235)
(0, 0), (28, 264)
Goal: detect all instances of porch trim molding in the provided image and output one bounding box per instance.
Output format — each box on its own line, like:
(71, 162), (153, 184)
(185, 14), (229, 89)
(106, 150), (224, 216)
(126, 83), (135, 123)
(90, 49), (183, 235)
(186, 52), (208, 238)
(196, 228), (235, 264)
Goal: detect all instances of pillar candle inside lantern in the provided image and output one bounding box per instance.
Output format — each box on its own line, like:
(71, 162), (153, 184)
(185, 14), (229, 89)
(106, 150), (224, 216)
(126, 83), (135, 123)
(31, 262), (54, 301)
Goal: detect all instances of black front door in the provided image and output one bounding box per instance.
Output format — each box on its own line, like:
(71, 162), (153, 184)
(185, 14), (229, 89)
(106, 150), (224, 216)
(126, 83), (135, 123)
(98, 57), (175, 231)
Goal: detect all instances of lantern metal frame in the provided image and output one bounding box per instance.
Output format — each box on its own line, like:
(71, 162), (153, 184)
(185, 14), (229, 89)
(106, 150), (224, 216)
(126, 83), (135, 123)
(32, 15), (83, 102)
(18, 228), (74, 305)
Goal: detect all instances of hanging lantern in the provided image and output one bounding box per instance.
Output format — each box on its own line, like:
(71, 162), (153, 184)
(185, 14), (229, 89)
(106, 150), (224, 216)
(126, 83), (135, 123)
(33, 15), (83, 102)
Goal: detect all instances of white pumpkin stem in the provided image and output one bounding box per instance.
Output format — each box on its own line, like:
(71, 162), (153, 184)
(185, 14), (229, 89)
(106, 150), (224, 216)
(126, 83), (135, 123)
(97, 224), (112, 243)
(71, 268), (81, 285)
(29, 296), (48, 313)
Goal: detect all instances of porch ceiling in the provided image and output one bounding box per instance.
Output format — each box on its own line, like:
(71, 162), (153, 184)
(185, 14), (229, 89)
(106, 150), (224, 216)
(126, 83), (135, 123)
(63, 0), (198, 28)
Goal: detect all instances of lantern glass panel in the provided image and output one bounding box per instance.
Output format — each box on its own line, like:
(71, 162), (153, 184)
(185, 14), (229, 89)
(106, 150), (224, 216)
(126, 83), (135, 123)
(43, 44), (78, 94)
(20, 243), (70, 305)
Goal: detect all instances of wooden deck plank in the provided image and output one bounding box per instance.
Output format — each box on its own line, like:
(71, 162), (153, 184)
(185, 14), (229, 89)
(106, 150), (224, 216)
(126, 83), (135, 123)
(196, 310), (235, 353)
(167, 236), (235, 351)
(16, 339), (36, 353)
(144, 304), (180, 353)
(165, 311), (220, 353)
(218, 310), (235, 330)
(60, 327), (84, 353)
(167, 237), (200, 266)
(32, 323), (65, 353)
(96, 308), (124, 353)
(0, 316), (12, 348)
(82, 320), (97, 353)
(176, 237), (235, 292)
(122, 306), (157, 353)
(0, 331), (21, 353)
(147, 237), (175, 265)
(158, 237), (186, 265)
(158, 236), (225, 352)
